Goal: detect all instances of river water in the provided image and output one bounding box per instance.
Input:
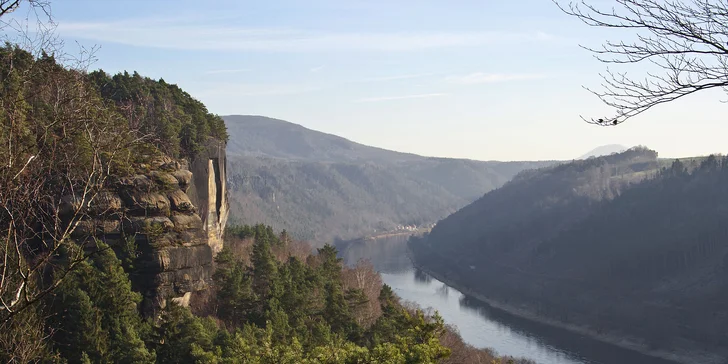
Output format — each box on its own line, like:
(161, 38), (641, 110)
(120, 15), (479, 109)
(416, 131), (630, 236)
(338, 234), (677, 364)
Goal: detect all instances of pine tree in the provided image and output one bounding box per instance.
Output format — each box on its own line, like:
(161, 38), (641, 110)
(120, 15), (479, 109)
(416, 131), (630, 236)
(49, 242), (155, 363)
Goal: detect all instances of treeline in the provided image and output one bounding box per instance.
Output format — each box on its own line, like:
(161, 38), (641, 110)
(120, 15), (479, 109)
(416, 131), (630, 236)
(89, 70), (228, 159)
(411, 150), (728, 358)
(2, 223), (532, 363)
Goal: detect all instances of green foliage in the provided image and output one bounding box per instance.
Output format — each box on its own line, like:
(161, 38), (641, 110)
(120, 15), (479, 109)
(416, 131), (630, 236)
(14, 219), (539, 363)
(48, 241), (155, 363)
(152, 302), (219, 363)
(194, 224), (451, 362)
(88, 70), (228, 159)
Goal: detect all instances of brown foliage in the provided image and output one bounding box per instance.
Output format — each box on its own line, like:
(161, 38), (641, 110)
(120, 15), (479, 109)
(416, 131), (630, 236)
(0, 307), (57, 363)
(341, 259), (383, 328)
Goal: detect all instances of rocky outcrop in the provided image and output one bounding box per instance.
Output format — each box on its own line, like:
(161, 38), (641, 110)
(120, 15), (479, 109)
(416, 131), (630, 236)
(64, 139), (229, 315)
(186, 138), (228, 255)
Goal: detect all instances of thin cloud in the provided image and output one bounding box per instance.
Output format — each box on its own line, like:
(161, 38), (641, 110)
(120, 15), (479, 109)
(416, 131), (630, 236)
(204, 69), (249, 74)
(360, 73), (436, 82)
(56, 19), (555, 52)
(195, 83), (321, 98)
(356, 93), (446, 103)
(446, 72), (547, 85)
(310, 65), (325, 73)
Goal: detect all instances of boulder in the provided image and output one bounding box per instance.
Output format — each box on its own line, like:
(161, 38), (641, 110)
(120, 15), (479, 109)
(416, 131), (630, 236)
(150, 155), (174, 169)
(117, 175), (153, 190)
(71, 219), (121, 237)
(121, 191), (170, 216)
(59, 194), (88, 216)
(151, 171), (179, 190)
(168, 190), (195, 213)
(170, 214), (203, 231)
(71, 220), (96, 237)
(88, 192), (122, 214)
(122, 216), (174, 234)
(172, 170), (193, 191)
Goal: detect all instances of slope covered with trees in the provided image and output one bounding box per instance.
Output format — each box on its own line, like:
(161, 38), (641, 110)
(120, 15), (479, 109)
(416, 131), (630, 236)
(224, 115), (554, 244)
(410, 148), (728, 362)
(4, 223), (533, 363)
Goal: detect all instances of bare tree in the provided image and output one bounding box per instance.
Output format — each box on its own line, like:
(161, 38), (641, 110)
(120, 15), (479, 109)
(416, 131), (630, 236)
(555, 0), (728, 125)
(341, 259), (383, 327)
(0, 1), (142, 325)
(0, 308), (57, 363)
(0, 46), (140, 324)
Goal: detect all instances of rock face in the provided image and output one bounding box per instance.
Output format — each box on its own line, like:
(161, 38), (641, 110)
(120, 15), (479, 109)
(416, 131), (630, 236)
(186, 138), (228, 255)
(67, 139), (229, 315)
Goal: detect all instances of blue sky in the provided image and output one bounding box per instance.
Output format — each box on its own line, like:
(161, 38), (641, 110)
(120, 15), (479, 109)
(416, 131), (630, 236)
(11, 0), (727, 160)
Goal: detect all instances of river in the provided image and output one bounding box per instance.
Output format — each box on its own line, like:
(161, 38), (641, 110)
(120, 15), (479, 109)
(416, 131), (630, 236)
(337, 234), (678, 364)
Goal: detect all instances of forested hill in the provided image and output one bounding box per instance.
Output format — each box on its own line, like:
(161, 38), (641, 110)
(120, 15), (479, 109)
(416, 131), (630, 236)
(409, 148), (728, 362)
(225, 115), (420, 163)
(223, 115), (555, 244)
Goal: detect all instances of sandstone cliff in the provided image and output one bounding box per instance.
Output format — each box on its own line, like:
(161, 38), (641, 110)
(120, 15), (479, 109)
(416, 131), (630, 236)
(64, 139), (228, 314)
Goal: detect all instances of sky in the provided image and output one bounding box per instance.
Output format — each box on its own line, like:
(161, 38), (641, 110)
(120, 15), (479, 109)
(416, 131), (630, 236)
(6, 0), (727, 161)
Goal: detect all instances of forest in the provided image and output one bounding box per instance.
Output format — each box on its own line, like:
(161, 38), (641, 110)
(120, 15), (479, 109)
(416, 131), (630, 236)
(3, 222), (535, 363)
(410, 149), (728, 360)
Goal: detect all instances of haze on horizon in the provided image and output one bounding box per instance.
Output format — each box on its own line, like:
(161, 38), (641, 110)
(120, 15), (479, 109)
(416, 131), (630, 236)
(21, 0), (728, 161)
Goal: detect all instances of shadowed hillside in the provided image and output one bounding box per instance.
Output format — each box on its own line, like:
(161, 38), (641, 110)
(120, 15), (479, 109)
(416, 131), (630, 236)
(410, 148), (727, 363)
(224, 115), (554, 244)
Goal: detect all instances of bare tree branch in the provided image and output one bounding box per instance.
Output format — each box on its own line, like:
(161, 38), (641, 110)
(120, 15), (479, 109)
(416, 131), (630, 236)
(554, 0), (728, 125)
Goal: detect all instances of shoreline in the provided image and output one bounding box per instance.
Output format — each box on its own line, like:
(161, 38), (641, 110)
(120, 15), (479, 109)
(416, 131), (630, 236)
(409, 260), (721, 364)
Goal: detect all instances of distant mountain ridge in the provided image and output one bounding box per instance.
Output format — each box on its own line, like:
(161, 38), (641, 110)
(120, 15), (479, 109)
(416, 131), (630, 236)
(225, 115), (423, 163)
(579, 144), (628, 159)
(223, 115), (555, 244)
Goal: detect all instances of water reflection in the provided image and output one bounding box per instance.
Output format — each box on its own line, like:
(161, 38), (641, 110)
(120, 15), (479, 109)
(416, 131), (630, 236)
(337, 235), (678, 364)
(414, 268), (433, 284)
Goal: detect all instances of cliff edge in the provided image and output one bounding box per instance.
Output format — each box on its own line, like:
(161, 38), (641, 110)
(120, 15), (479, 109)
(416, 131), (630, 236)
(66, 139), (229, 314)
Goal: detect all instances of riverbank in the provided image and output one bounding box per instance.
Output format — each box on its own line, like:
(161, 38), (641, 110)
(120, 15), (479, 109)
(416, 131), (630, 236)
(362, 229), (430, 241)
(409, 259), (722, 364)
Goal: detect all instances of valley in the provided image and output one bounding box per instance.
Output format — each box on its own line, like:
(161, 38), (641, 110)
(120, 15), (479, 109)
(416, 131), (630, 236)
(337, 234), (680, 364)
(222, 115), (728, 363)
(6, 0), (728, 362)
(408, 148), (728, 363)
(224, 115), (554, 245)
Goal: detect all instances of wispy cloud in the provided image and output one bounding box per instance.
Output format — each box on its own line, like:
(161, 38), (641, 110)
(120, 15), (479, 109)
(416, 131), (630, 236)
(446, 72), (547, 85)
(56, 19), (555, 52)
(195, 83), (321, 98)
(310, 65), (325, 73)
(204, 69), (249, 75)
(355, 93), (446, 103)
(360, 73), (436, 82)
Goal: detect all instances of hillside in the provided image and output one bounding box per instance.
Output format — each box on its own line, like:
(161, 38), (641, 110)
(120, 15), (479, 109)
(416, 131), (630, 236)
(225, 115), (421, 163)
(223, 115), (554, 244)
(409, 148), (727, 362)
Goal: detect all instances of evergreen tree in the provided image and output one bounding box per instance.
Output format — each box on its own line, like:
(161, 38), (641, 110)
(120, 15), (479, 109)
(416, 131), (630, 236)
(153, 303), (219, 364)
(49, 242), (155, 364)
